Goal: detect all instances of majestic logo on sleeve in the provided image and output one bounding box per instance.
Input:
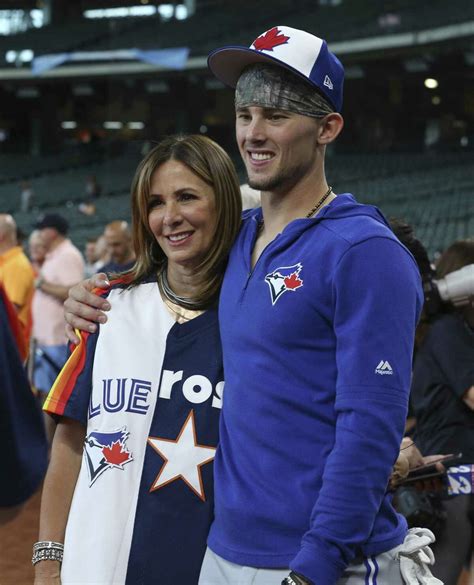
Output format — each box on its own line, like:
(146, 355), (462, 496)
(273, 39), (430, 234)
(265, 263), (304, 305)
(84, 427), (133, 486)
(148, 410), (216, 501)
(375, 360), (393, 375)
(253, 27), (290, 51)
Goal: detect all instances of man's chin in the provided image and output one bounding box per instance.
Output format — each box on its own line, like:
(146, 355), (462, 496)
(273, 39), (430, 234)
(247, 176), (277, 192)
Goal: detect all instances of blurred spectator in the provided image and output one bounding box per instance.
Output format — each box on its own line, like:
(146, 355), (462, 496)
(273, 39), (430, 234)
(93, 234), (109, 273)
(101, 220), (135, 274)
(0, 214), (34, 358)
(31, 213), (84, 440)
(411, 239), (474, 585)
(78, 200), (96, 216)
(84, 236), (100, 277)
(20, 180), (34, 212)
(390, 218), (435, 350)
(16, 226), (26, 246)
(85, 174), (101, 200)
(28, 229), (47, 274)
(0, 286), (47, 519)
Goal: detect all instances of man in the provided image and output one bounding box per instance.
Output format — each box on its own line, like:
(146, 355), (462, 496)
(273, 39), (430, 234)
(64, 27), (439, 585)
(32, 213), (84, 439)
(0, 213), (34, 359)
(28, 229), (47, 274)
(101, 220), (135, 274)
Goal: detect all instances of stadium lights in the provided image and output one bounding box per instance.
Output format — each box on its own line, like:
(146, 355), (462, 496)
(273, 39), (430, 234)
(424, 78), (439, 89)
(127, 122), (145, 130)
(5, 49), (34, 63)
(175, 5), (188, 20)
(104, 121), (123, 130)
(61, 121), (77, 129)
(19, 49), (34, 62)
(84, 6), (156, 18)
(83, 4), (188, 20)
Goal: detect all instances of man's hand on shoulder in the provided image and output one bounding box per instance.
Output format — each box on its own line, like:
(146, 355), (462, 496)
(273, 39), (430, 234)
(64, 273), (111, 344)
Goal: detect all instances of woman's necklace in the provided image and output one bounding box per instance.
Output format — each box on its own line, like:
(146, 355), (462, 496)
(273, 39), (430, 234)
(157, 269), (205, 323)
(157, 269), (203, 310)
(163, 298), (203, 323)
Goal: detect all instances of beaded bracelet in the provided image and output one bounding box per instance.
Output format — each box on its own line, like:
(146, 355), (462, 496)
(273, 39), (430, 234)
(32, 541), (64, 566)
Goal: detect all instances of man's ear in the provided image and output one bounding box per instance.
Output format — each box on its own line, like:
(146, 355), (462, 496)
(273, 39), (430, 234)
(317, 113), (344, 145)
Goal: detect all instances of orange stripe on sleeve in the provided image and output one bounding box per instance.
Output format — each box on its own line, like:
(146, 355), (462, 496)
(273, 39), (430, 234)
(43, 329), (90, 415)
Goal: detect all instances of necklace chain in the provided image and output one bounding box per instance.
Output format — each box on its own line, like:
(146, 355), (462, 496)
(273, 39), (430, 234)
(258, 186), (333, 230)
(157, 269), (203, 311)
(304, 185), (333, 218)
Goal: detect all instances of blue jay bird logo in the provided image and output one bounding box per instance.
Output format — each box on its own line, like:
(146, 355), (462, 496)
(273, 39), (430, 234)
(265, 263), (304, 305)
(84, 428), (133, 486)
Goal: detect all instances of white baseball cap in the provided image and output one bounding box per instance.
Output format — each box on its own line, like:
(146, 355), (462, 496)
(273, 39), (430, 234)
(208, 25), (344, 112)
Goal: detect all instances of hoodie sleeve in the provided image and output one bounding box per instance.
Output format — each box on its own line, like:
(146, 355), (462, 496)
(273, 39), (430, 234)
(290, 236), (423, 585)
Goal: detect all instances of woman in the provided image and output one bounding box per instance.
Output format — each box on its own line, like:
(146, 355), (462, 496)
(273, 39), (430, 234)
(411, 239), (474, 585)
(34, 135), (242, 585)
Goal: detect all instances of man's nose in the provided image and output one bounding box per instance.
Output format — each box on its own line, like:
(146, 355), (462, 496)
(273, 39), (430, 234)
(246, 117), (266, 142)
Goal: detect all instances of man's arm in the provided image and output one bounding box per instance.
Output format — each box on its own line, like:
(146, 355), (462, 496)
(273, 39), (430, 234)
(36, 278), (71, 302)
(290, 237), (423, 585)
(63, 274), (111, 343)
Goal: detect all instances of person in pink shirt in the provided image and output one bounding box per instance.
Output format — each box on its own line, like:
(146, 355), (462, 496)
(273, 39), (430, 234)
(32, 213), (84, 440)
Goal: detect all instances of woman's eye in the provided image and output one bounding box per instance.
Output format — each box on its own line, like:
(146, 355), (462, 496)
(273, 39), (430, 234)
(148, 198), (163, 210)
(179, 193), (196, 202)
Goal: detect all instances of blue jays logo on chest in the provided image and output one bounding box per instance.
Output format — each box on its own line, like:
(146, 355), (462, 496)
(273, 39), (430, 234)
(84, 427), (133, 486)
(265, 263), (304, 305)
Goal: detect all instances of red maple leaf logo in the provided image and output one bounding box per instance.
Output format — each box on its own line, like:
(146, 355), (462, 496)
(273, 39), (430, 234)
(284, 272), (303, 290)
(102, 441), (132, 467)
(253, 27), (290, 52)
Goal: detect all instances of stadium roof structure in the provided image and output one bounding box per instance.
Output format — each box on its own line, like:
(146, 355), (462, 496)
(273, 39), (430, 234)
(0, 0), (473, 80)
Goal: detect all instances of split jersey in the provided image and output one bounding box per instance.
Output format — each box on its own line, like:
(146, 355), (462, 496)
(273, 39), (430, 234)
(44, 279), (223, 584)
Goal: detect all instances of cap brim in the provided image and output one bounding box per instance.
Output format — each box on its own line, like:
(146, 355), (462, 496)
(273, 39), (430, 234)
(208, 45), (312, 90)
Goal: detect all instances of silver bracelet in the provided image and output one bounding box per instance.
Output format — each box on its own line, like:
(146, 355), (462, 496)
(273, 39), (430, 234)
(32, 541), (64, 565)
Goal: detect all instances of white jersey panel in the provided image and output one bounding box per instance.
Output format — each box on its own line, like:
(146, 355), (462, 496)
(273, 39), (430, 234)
(61, 282), (174, 584)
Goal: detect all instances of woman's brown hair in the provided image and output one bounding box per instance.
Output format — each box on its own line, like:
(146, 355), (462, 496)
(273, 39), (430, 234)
(128, 134), (242, 307)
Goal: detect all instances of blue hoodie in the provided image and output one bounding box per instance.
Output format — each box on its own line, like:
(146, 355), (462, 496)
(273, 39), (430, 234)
(208, 194), (423, 585)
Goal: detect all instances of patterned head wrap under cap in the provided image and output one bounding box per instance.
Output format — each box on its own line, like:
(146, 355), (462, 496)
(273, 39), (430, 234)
(235, 63), (335, 118)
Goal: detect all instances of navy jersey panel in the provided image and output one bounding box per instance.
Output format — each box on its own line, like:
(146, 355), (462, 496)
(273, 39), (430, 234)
(125, 311), (223, 585)
(0, 294), (48, 506)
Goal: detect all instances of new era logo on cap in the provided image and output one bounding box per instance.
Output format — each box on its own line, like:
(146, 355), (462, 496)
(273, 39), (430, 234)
(324, 75), (333, 90)
(207, 25), (344, 112)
